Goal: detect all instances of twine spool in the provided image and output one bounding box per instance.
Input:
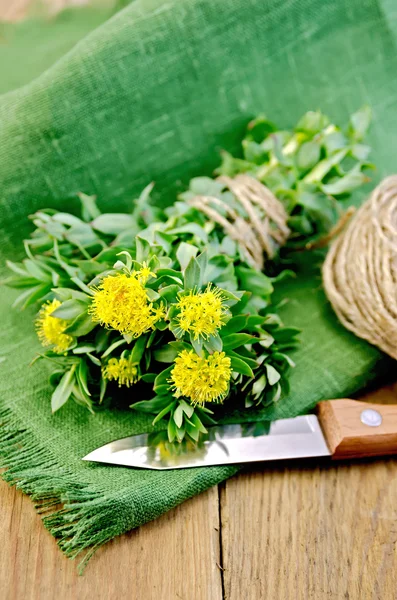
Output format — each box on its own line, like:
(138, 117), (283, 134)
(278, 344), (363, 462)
(323, 175), (397, 360)
(188, 174), (290, 270)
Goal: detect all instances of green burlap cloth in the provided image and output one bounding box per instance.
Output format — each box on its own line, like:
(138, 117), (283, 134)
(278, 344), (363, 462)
(0, 0), (395, 565)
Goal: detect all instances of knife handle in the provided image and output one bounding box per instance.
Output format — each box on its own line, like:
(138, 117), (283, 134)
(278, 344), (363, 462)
(317, 399), (397, 459)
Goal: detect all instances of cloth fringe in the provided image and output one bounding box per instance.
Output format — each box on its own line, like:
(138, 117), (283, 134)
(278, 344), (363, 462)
(0, 405), (127, 573)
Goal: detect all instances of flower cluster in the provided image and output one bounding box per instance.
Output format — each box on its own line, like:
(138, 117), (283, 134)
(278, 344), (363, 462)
(102, 357), (139, 388)
(170, 350), (232, 404)
(175, 286), (227, 340)
(89, 272), (164, 337)
(36, 300), (73, 353)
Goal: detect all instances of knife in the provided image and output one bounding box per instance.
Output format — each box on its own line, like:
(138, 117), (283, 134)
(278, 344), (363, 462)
(82, 399), (397, 470)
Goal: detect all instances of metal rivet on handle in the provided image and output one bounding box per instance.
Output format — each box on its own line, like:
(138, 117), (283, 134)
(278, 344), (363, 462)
(360, 408), (382, 427)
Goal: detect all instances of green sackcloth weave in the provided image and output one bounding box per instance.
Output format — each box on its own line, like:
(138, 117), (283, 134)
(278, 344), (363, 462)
(0, 0), (396, 565)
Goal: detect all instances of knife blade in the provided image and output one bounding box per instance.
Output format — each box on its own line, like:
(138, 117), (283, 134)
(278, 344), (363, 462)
(82, 399), (397, 470)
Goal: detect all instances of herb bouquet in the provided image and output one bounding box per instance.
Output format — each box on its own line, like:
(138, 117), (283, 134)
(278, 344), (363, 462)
(4, 108), (372, 443)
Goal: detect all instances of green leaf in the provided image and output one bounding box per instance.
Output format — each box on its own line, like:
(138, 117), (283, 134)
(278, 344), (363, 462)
(169, 223), (208, 243)
(272, 352), (296, 368)
(70, 277), (95, 296)
(228, 350), (258, 370)
(321, 165), (370, 195)
(296, 140), (321, 171)
(348, 105), (372, 142)
(246, 315), (267, 328)
(252, 374), (267, 398)
(191, 335), (204, 356)
(167, 417), (177, 442)
(131, 395), (171, 413)
(156, 268), (183, 281)
(230, 356), (254, 378)
(236, 266), (273, 298)
(99, 377), (108, 403)
(351, 144), (371, 161)
(153, 401), (176, 425)
(154, 384), (171, 396)
(4, 276), (43, 289)
(6, 260), (28, 276)
(265, 364), (281, 385)
(173, 403), (184, 428)
(303, 148), (347, 183)
(135, 236), (151, 263)
(50, 299), (88, 320)
(73, 344), (96, 355)
(153, 346), (179, 363)
(221, 315), (248, 335)
(222, 333), (256, 349)
(12, 284), (50, 310)
(219, 289), (244, 308)
(184, 257), (200, 290)
(23, 259), (52, 281)
(189, 411), (208, 434)
(246, 115), (277, 143)
(95, 327), (109, 352)
(91, 213), (136, 235)
(185, 421), (201, 442)
(189, 176), (225, 196)
(176, 242), (199, 271)
(51, 365), (76, 413)
(158, 284), (180, 303)
(179, 399), (194, 418)
(146, 288), (160, 301)
(175, 425), (186, 442)
(101, 338), (126, 358)
(203, 333), (223, 353)
(64, 313), (97, 337)
(323, 130), (347, 154)
(132, 181), (155, 222)
(78, 192), (101, 220)
(295, 110), (329, 134)
(130, 334), (148, 363)
(154, 231), (174, 253)
(77, 360), (91, 397)
(258, 332), (275, 348)
(270, 382), (282, 403)
(288, 215), (313, 235)
(87, 353), (101, 366)
(54, 288), (90, 302)
(141, 373), (157, 383)
(154, 365), (173, 389)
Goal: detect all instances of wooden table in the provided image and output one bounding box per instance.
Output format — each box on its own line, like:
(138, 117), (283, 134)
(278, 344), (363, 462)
(2, 384), (397, 599)
(2, 2), (397, 598)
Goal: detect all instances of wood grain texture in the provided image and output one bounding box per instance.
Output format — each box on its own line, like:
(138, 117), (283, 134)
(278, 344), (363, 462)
(318, 398), (397, 459)
(1, 480), (223, 600)
(221, 384), (397, 600)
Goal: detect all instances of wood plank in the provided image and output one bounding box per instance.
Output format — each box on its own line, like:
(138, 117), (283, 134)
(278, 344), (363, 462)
(221, 384), (397, 600)
(1, 480), (223, 600)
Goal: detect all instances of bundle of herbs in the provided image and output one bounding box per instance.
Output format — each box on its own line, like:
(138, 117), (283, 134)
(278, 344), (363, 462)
(4, 108), (372, 442)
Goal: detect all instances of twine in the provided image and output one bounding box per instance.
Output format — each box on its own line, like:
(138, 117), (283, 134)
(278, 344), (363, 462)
(323, 175), (397, 360)
(188, 174), (290, 269)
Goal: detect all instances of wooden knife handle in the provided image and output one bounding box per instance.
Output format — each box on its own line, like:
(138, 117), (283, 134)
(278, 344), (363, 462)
(317, 399), (397, 459)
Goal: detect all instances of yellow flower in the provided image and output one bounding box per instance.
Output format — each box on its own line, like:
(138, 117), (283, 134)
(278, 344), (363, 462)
(89, 272), (165, 336)
(176, 285), (227, 340)
(102, 357), (138, 387)
(136, 262), (156, 284)
(36, 299), (73, 353)
(170, 349), (232, 404)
